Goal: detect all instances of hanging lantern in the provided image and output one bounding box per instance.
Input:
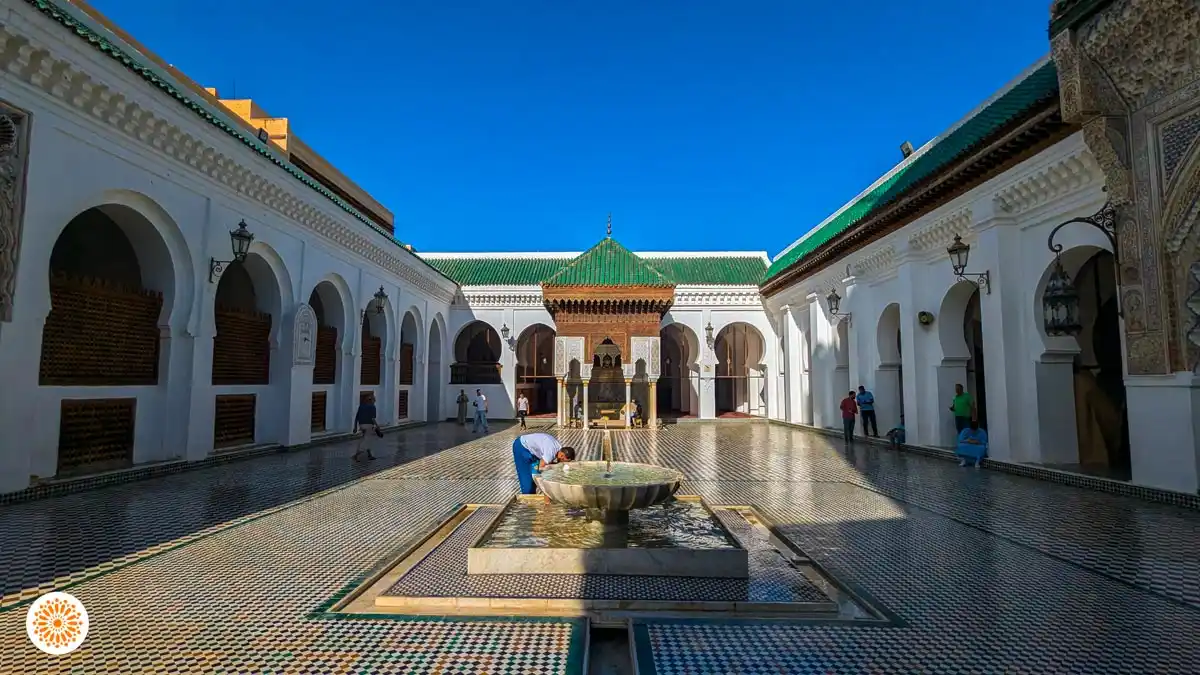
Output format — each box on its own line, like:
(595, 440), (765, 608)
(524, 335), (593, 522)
(1042, 257), (1082, 336)
(826, 288), (841, 315)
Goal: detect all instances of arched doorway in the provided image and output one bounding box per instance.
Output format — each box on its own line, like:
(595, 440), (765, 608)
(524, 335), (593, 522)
(398, 311), (419, 421)
(211, 248), (282, 448)
(516, 324), (557, 415)
(875, 303), (903, 431)
(659, 323), (700, 418)
(359, 301), (388, 417)
(714, 322), (766, 417)
(1072, 251), (1130, 474)
(937, 280), (986, 445)
(587, 339), (624, 424)
(426, 318), (444, 422)
(1040, 249), (1130, 476)
(39, 206), (174, 475)
(452, 321), (502, 385)
(308, 279), (350, 433)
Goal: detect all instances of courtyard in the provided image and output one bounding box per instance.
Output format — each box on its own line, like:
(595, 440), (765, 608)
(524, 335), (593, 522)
(2, 421), (1198, 673)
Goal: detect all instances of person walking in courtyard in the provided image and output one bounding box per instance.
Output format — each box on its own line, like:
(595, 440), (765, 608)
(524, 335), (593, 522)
(949, 383), (975, 433)
(511, 431), (576, 495)
(856, 385), (878, 437)
(472, 388), (489, 433)
(516, 392), (530, 430)
(456, 389), (469, 426)
(955, 418), (988, 468)
(839, 390), (858, 445)
(571, 389), (581, 427)
(352, 393), (379, 462)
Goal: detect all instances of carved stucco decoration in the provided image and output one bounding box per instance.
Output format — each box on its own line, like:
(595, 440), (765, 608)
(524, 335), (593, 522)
(0, 103), (29, 324)
(629, 336), (661, 380)
(553, 336), (585, 377)
(1078, 0), (1200, 113)
(1051, 0), (1200, 374)
(1159, 109), (1200, 186)
(293, 303), (316, 366)
(1187, 261), (1200, 371)
(554, 337), (566, 376)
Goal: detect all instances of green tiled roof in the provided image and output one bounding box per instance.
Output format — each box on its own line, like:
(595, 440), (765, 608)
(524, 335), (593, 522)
(424, 257), (574, 286)
(27, 0), (453, 284)
(422, 250), (767, 286)
(543, 238), (673, 287)
(645, 256), (766, 285)
(765, 60), (1060, 281)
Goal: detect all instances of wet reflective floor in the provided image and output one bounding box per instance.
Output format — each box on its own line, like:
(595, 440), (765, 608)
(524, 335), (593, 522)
(2, 421), (1199, 673)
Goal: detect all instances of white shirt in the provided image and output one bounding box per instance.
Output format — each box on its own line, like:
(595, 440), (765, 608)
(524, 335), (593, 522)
(517, 397), (529, 412)
(474, 393), (487, 412)
(519, 432), (562, 464)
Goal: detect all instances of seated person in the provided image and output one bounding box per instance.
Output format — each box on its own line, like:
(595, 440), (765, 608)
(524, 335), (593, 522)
(955, 419), (988, 468)
(886, 415), (906, 450)
(511, 432), (576, 495)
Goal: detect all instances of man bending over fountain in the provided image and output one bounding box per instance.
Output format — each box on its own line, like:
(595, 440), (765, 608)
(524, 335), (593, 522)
(512, 432), (576, 495)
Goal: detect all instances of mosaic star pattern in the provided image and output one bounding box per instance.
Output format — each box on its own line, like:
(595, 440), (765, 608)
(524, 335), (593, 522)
(0, 422), (1198, 673)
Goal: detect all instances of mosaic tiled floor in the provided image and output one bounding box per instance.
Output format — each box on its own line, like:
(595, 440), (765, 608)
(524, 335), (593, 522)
(384, 505), (830, 603)
(2, 421), (1199, 673)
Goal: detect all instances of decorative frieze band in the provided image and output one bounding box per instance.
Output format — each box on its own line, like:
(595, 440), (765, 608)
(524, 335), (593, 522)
(909, 208), (972, 253)
(672, 287), (762, 307)
(0, 22), (454, 304)
(850, 245), (896, 279)
(993, 149), (1100, 214)
(454, 289), (543, 308)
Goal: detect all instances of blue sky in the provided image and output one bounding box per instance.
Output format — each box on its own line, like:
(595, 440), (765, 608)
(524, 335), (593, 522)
(92, 0), (1053, 257)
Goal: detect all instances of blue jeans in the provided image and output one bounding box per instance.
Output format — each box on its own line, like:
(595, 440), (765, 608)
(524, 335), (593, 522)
(474, 410), (488, 432)
(512, 439), (539, 494)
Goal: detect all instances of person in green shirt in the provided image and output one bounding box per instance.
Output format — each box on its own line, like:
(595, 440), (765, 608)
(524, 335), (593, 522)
(949, 383), (975, 433)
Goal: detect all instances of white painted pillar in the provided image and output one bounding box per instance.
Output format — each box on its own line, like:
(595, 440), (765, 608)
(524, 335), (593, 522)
(1033, 350), (1081, 463)
(895, 250), (924, 445)
(781, 305), (804, 424)
(1127, 373), (1200, 493)
(699, 310), (717, 419)
(556, 378), (565, 426)
(843, 275), (862, 398)
(807, 292), (839, 429)
(972, 211), (1023, 461)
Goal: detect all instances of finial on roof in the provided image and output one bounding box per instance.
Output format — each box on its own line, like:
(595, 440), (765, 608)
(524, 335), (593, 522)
(606, 213), (612, 238)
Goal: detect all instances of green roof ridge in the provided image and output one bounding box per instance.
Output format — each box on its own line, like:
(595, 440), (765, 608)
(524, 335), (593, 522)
(26, 0), (453, 285)
(765, 59), (1060, 281)
(421, 252), (767, 286)
(542, 238), (674, 287)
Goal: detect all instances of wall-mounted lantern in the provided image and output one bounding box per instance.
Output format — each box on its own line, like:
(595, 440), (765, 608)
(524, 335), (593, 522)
(946, 234), (990, 294)
(372, 286), (388, 315)
(209, 220), (254, 283)
(826, 288), (852, 325)
(1041, 199), (1119, 337)
(704, 322), (715, 349)
(500, 323), (516, 351)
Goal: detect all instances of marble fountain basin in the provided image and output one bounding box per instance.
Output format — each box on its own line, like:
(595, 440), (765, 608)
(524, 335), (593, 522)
(466, 495), (750, 578)
(536, 461), (683, 510)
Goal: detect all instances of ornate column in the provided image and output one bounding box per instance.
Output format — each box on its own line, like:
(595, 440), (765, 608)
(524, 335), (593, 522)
(556, 378), (564, 426)
(648, 381), (657, 428)
(582, 380), (590, 428)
